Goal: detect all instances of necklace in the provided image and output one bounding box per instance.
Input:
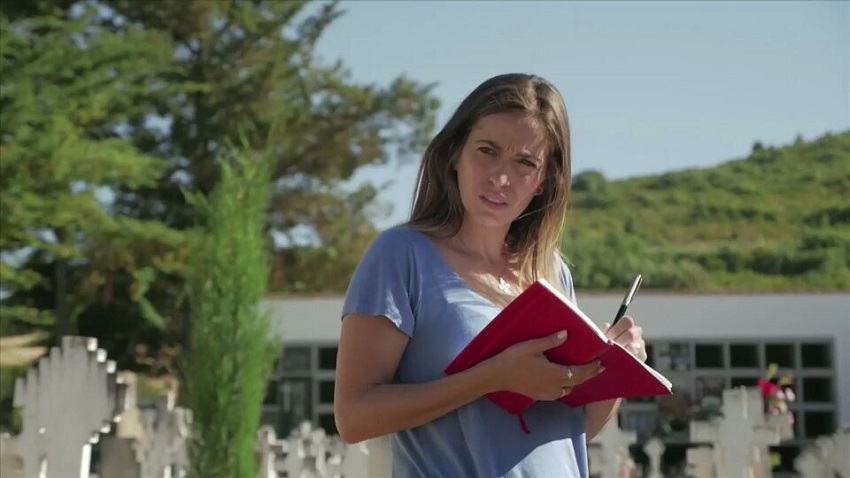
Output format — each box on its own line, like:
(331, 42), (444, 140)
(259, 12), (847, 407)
(455, 234), (512, 294)
(497, 276), (511, 294)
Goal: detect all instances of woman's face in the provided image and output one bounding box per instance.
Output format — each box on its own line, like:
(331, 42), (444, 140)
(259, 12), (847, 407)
(454, 112), (549, 230)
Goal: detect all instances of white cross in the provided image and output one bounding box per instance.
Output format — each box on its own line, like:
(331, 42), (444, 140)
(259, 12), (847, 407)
(4, 337), (126, 477)
(589, 421), (637, 478)
(256, 425), (288, 478)
(690, 387), (785, 478)
(643, 436), (666, 478)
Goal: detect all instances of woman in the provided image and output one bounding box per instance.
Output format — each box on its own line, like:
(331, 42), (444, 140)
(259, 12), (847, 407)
(334, 73), (647, 478)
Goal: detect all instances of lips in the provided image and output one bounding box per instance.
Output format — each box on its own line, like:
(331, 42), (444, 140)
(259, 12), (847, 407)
(480, 194), (508, 207)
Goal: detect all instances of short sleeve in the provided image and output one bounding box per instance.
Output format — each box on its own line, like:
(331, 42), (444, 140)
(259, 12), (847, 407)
(341, 228), (418, 338)
(557, 254), (577, 305)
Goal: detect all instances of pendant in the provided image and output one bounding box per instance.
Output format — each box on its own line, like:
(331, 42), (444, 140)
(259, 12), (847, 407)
(498, 276), (511, 294)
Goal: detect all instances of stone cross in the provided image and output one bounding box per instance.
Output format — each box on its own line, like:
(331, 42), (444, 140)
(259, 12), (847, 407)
(99, 372), (190, 478)
(690, 387), (785, 478)
(643, 436), (665, 478)
(826, 427), (850, 477)
(135, 390), (191, 478)
(686, 446), (715, 478)
(340, 441), (370, 478)
(589, 422), (637, 478)
(0, 439), (26, 478)
(366, 435), (392, 478)
(340, 435), (392, 478)
(281, 421), (331, 478)
(794, 436), (832, 478)
(256, 425), (288, 478)
(1, 336), (127, 477)
(796, 427), (850, 478)
(99, 371), (144, 478)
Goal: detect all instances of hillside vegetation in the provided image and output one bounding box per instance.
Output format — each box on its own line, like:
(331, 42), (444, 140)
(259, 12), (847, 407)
(560, 131), (850, 292)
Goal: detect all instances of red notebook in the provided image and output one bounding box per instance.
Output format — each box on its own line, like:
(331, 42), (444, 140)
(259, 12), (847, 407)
(444, 279), (672, 433)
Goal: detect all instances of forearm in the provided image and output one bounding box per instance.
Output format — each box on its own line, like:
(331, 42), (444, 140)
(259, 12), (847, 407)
(584, 398), (621, 440)
(336, 361), (497, 443)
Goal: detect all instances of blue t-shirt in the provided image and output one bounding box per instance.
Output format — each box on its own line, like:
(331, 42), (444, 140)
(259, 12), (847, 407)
(341, 226), (588, 478)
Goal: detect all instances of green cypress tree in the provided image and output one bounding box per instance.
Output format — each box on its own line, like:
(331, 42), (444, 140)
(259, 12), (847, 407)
(184, 143), (277, 477)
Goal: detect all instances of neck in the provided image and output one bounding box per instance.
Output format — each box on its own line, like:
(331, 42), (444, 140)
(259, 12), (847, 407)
(453, 221), (509, 266)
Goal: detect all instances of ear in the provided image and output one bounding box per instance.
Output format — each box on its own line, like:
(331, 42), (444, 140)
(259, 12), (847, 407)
(535, 185), (544, 196)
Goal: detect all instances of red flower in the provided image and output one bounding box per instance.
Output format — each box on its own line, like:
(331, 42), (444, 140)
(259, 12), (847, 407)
(757, 378), (781, 401)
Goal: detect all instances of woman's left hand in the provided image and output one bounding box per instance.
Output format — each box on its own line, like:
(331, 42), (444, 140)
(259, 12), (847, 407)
(604, 316), (647, 363)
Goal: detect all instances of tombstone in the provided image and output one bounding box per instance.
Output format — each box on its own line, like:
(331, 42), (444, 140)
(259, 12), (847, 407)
(794, 436), (832, 478)
(340, 435), (392, 478)
(765, 412), (794, 442)
(796, 427), (850, 478)
(99, 438), (141, 478)
(99, 372), (144, 478)
(690, 387), (787, 478)
(255, 425), (288, 478)
(686, 446), (715, 478)
(321, 435), (346, 478)
(588, 422), (637, 478)
(99, 373), (190, 478)
(309, 426), (330, 477)
(827, 427), (850, 478)
(0, 438), (25, 478)
(339, 441), (370, 478)
(135, 390), (191, 477)
(0, 336), (127, 478)
(281, 421), (332, 478)
(643, 437), (665, 478)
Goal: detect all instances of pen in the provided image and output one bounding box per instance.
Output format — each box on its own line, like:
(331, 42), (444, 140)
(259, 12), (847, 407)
(612, 274), (643, 326)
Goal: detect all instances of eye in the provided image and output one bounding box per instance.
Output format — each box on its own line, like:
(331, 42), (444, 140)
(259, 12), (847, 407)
(519, 158), (539, 168)
(477, 146), (497, 156)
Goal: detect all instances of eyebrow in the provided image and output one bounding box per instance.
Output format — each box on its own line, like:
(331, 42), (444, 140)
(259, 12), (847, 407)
(475, 139), (543, 163)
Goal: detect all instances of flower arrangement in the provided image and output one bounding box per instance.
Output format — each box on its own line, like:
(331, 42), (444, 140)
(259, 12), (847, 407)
(757, 363), (795, 425)
(757, 363), (796, 468)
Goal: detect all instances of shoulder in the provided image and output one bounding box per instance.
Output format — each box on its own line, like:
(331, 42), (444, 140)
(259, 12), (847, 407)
(371, 224), (426, 246)
(366, 225), (430, 256)
(357, 225), (434, 271)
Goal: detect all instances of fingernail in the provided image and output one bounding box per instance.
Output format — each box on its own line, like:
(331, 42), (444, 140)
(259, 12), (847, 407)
(598, 366), (606, 374)
(557, 330), (567, 339)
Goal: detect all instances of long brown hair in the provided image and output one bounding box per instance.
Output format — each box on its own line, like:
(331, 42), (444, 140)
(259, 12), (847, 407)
(406, 73), (572, 292)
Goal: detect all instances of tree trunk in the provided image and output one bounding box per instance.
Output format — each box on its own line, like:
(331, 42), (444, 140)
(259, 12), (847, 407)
(54, 257), (71, 339)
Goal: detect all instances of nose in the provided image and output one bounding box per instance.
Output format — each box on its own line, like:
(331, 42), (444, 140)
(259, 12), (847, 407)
(488, 162), (510, 187)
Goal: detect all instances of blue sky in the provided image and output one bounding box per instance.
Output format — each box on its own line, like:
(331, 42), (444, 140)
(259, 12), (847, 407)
(314, 1), (849, 229)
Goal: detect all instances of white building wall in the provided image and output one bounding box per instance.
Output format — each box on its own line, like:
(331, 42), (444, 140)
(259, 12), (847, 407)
(262, 292), (850, 426)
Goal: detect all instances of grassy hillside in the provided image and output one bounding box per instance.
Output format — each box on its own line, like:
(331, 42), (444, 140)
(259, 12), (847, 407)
(561, 130), (850, 292)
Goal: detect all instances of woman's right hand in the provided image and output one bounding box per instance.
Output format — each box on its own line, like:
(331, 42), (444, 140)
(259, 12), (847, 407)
(484, 330), (604, 401)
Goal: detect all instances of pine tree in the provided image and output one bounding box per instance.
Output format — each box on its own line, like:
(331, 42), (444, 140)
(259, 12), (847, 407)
(0, 2), (192, 430)
(1, 0), (437, 428)
(0, 4), (188, 344)
(100, 0), (439, 289)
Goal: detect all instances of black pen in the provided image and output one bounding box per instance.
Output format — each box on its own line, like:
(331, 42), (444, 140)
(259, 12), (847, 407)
(612, 274), (643, 326)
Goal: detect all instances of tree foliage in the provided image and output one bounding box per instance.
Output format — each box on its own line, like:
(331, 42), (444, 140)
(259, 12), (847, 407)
(0, 3), (189, 340)
(562, 131), (850, 291)
(1, 0), (438, 429)
(184, 144), (277, 478)
(1, 0), (437, 353)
